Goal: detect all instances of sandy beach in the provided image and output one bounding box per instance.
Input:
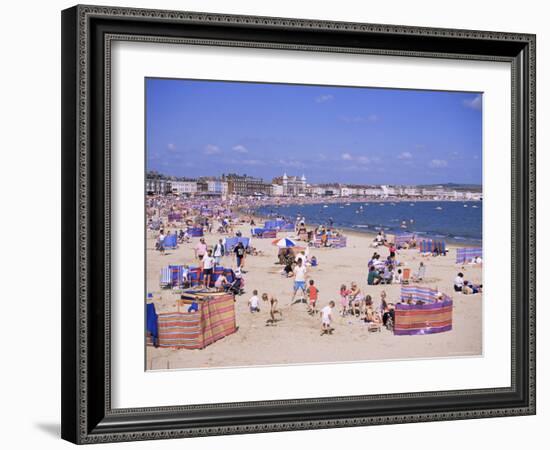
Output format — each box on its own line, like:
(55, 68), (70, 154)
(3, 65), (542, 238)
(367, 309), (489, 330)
(146, 219), (482, 371)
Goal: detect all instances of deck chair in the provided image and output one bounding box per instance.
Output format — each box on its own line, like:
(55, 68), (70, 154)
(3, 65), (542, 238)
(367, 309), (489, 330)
(160, 267), (171, 288)
(402, 268), (411, 284)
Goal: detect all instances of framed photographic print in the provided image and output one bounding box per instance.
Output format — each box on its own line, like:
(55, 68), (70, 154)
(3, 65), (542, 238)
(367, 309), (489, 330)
(61, 4), (536, 444)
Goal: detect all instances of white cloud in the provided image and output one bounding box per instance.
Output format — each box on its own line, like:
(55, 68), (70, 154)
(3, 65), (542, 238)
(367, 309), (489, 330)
(463, 94), (482, 111)
(341, 152), (353, 161)
(315, 94), (334, 103)
(398, 151), (413, 160)
(204, 144), (221, 155)
(167, 143), (176, 151)
(341, 152), (369, 164)
(232, 144), (248, 153)
(429, 159), (448, 168)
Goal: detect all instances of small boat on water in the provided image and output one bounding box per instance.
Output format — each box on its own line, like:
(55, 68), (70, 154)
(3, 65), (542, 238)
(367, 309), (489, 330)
(463, 204), (468, 208)
(435, 206), (443, 210)
(410, 203), (415, 206)
(345, 202), (351, 206)
(472, 205), (478, 208)
(323, 205), (329, 208)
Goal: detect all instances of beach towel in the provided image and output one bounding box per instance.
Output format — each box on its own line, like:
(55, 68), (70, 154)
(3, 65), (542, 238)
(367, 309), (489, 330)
(456, 247), (483, 264)
(394, 286), (453, 335)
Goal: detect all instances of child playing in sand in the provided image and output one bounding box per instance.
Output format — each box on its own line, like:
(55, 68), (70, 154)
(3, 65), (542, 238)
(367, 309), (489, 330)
(263, 293), (283, 325)
(320, 301), (335, 335)
(307, 279), (319, 315)
(181, 265), (190, 287)
(248, 290), (260, 313)
(339, 284), (350, 316)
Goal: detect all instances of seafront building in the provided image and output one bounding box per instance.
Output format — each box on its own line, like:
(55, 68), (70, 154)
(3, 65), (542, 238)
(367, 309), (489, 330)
(146, 171), (481, 201)
(272, 173), (307, 196)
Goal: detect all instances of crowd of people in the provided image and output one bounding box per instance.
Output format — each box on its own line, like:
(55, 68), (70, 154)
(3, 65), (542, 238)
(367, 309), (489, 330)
(150, 197), (480, 338)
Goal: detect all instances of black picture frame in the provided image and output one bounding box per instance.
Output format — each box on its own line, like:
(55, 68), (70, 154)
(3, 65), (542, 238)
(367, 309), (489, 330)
(61, 4), (536, 444)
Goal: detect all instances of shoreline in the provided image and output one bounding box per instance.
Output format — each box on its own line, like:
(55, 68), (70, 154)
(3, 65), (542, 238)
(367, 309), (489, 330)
(245, 204), (482, 247)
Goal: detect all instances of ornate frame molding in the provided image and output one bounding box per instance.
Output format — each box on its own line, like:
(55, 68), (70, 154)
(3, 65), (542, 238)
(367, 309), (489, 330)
(62, 5), (536, 444)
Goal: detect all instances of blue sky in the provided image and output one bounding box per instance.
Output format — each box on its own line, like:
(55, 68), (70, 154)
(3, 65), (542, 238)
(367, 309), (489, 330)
(146, 78), (482, 185)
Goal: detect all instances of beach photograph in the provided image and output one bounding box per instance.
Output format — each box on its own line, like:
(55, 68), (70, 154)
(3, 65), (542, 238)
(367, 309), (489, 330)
(144, 78), (483, 370)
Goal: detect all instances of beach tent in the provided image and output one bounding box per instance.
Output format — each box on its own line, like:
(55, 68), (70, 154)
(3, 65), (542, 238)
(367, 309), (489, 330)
(456, 247), (483, 264)
(394, 286), (453, 335)
(149, 291), (237, 349)
(163, 233), (178, 249)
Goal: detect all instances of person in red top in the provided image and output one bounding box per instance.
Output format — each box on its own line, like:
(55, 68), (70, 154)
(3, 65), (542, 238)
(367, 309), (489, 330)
(389, 243), (397, 258)
(307, 279), (319, 315)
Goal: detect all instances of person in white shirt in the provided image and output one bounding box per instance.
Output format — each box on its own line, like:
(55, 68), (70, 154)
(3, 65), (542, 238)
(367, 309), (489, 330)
(157, 230), (165, 254)
(454, 272), (465, 292)
(248, 290), (260, 312)
(213, 238), (225, 265)
(320, 301), (335, 335)
(202, 249), (216, 289)
(290, 259), (307, 305)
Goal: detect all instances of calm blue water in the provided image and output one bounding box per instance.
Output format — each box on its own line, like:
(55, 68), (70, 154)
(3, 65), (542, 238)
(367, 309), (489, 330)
(255, 201), (482, 244)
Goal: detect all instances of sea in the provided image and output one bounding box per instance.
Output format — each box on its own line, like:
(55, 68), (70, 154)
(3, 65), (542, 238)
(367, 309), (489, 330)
(254, 201), (482, 245)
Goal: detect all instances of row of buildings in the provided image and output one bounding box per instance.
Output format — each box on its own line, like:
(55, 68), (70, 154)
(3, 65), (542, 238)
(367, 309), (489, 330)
(146, 172), (482, 201)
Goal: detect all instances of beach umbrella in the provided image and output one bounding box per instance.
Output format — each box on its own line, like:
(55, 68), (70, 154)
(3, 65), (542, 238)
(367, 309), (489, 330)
(272, 237), (297, 248)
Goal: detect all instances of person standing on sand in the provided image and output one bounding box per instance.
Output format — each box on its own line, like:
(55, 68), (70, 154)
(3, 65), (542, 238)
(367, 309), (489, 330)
(157, 229), (165, 255)
(201, 249), (216, 289)
(194, 238), (207, 261)
(234, 241), (246, 271)
(213, 238), (225, 265)
(320, 301), (335, 335)
(290, 258), (307, 305)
